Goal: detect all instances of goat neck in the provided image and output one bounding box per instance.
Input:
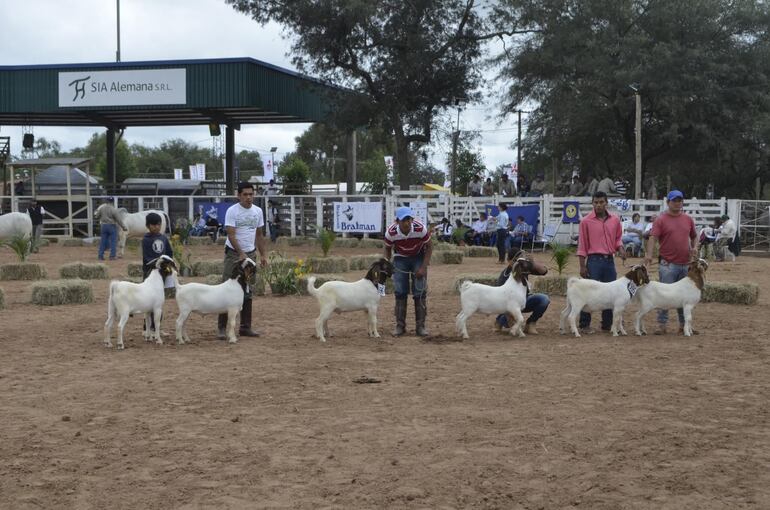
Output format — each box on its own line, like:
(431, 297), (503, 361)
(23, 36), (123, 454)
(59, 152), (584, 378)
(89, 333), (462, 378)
(511, 258), (532, 286)
(365, 260), (392, 289)
(687, 261), (707, 290)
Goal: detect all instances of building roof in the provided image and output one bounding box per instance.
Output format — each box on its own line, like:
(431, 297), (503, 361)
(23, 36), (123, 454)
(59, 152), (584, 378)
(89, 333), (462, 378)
(0, 57), (350, 128)
(10, 157), (92, 167)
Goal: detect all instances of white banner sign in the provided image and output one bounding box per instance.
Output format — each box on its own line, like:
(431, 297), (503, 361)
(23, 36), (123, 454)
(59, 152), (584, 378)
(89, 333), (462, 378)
(196, 163), (206, 181)
(263, 159), (274, 182)
(333, 202), (383, 233)
(58, 69), (186, 107)
(411, 201), (429, 225)
(188, 165), (197, 180)
(173, 168), (183, 180)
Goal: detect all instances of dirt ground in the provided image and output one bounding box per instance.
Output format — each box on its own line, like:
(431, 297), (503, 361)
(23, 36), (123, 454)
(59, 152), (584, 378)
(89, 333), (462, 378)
(1, 239), (768, 509)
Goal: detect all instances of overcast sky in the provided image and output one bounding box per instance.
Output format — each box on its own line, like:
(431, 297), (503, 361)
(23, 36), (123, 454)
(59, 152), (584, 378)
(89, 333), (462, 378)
(0, 0), (520, 175)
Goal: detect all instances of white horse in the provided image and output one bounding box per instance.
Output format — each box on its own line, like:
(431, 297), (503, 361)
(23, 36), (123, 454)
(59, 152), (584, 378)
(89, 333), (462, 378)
(95, 204), (169, 258)
(0, 212), (33, 241)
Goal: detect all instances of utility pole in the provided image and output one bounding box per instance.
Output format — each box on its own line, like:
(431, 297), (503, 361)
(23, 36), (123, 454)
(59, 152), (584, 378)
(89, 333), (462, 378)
(116, 0), (121, 62)
(451, 100), (463, 194)
(632, 86), (642, 200)
(517, 110), (522, 175)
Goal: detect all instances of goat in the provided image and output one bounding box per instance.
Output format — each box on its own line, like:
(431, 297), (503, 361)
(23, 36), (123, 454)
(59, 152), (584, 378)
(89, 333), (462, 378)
(104, 255), (177, 349)
(634, 258), (708, 337)
(174, 258), (257, 344)
(0, 212), (33, 241)
(456, 258), (534, 339)
(559, 265), (650, 337)
(307, 258), (393, 342)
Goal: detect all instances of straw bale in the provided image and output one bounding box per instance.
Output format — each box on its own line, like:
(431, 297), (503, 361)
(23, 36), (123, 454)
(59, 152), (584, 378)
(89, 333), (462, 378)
(277, 236), (313, 247)
(432, 241), (457, 252)
(31, 279), (93, 306)
(532, 276), (568, 296)
(358, 238), (383, 249)
(437, 250), (464, 265)
(297, 275), (341, 295)
(35, 238), (50, 248)
(463, 246), (498, 258)
(127, 263), (144, 277)
(307, 256), (349, 274)
(59, 262), (109, 280)
(334, 238), (360, 248)
(349, 254), (383, 271)
(702, 282), (759, 305)
(188, 236), (213, 246)
(0, 263), (47, 281)
(193, 260), (224, 276)
(452, 274), (498, 293)
(62, 238), (83, 247)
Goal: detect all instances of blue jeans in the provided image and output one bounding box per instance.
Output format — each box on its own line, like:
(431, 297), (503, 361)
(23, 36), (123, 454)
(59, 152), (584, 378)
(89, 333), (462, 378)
(393, 254), (427, 299)
(657, 260), (689, 325)
(496, 293), (551, 327)
(579, 254), (617, 330)
(98, 223), (118, 259)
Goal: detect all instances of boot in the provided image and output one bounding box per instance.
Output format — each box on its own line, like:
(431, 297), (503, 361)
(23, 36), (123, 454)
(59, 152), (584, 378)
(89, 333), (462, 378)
(414, 296), (429, 337)
(523, 322), (538, 335)
(217, 313), (227, 340)
(238, 299), (260, 337)
(393, 297), (407, 336)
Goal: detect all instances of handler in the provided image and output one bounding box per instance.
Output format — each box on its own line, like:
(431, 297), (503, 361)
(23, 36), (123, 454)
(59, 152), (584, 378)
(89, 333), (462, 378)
(384, 206), (433, 337)
(217, 182), (268, 339)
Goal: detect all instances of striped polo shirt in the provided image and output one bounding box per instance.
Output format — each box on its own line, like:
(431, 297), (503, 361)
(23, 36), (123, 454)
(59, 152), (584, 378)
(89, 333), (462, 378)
(384, 220), (431, 257)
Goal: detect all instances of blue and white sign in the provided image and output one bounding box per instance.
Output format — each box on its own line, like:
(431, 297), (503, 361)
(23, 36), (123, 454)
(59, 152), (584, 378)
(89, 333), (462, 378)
(58, 69), (186, 107)
(333, 202), (383, 233)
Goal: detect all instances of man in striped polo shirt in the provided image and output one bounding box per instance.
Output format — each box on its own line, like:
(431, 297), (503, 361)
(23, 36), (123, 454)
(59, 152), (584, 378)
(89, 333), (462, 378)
(384, 206), (433, 337)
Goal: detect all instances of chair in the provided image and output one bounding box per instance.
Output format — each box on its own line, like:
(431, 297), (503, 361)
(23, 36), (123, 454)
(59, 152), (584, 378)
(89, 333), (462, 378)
(536, 223), (558, 252)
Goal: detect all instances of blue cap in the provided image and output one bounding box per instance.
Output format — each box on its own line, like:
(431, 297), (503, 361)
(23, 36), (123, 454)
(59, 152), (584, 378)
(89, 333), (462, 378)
(396, 206), (414, 220)
(667, 190), (684, 201)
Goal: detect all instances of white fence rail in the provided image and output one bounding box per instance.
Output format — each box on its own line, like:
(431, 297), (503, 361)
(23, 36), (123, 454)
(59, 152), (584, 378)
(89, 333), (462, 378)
(4, 191), (767, 252)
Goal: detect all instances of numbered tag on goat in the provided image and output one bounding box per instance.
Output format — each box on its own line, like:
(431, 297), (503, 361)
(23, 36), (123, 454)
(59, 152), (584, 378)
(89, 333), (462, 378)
(377, 283), (386, 296)
(627, 281), (638, 298)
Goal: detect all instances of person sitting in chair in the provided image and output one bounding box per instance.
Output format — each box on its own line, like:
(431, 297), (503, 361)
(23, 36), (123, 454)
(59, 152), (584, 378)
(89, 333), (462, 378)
(437, 218), (453, 243)
(510, 215), (531, 248)
(621, 212), (645, 256)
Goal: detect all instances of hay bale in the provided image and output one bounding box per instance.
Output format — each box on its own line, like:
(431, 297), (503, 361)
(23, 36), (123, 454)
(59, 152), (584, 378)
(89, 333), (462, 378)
(0, 263), (47, 281)
(702, 282), (759, 305)
(335, 238), (360, 249)
(59, 262), (109, 280)
(127, 263), (144, 278)
(532, 275), (569, 296)
(463, 246), (498, 258)
(31, 279), (93, 306)
(432, 241), (457, 252)
(349, 254), (384, 271)
(297, 275), (341, 295)
(437, 250), (464, 265)
(124, 238), (141, 248)
(61, 238), (83, 247)
(277, 236), (312, 247)
(358, 238), (383, 249)
(35, 238), (50, 248)
(307, 256), (349, 273)
(187, 236), (213, 246)
(452, 273), (498, 293)
(0, 287), (4, 310)
(193, 260), (224, 276)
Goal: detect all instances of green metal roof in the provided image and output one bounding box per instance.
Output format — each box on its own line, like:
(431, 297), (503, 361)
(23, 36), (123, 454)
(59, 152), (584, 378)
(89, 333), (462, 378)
(0, 58), (347, 128)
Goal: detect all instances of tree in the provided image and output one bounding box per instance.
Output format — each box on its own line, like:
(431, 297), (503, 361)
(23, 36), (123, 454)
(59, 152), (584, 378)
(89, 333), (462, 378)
(446, 131), (485, 194)
(32, 137), (62, 158)
(493, 0), (770, 197)
(235, 149), (263, 182)
(226, 0), (489, 190)
(67, 133), (135, 183)
(280, 156), (311, 194)
(359, 150), (391, 194)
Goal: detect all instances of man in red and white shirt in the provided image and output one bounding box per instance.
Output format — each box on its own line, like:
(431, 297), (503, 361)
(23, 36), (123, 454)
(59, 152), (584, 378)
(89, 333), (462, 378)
(384, 206), (433, 336)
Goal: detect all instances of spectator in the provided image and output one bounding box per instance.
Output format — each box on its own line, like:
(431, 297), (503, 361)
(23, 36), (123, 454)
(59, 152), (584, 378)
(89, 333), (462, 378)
(495, 203), (511, 263)
(510, 215), (531, 248)
(14, 180), (24, 196)
(585, 174), (599, 196)
(597, 175), (617, 195)
(466, 175), (482, 197)
(437, 217), (453, 243)
(451, 219), (472, 245)
(267, 200), (280, 243)
(621, 212), (645, 256)
(614, 177), (629, 197)
(716, 214), (737, 262)
(263, 179), (280, 196)
(499, 174), (516, 197)
(699, 217), (721, 259)
(517, 173), (530, 196)
(644, 190), (698, 335)
(482, 177), (495, 196)
(529, 174), (547, 197)
(470, 212), (490, 246)
(568, 175), (584, 196)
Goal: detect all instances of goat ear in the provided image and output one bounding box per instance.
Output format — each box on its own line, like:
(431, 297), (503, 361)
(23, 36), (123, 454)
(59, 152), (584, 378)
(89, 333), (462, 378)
(148, 257), (159, 268)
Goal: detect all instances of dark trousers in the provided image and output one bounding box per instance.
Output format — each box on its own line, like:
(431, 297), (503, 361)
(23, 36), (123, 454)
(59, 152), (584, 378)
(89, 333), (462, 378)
(496, 228), (508, 261)
(579, 254), (617, 330)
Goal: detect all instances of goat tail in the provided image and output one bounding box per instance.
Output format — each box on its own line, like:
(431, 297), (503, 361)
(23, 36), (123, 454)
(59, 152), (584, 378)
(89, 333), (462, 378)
(567, 276), (581, 289)
(459, 280), (473, 294)
(306, 276), (318, 297)
(106, 280), (119, 319)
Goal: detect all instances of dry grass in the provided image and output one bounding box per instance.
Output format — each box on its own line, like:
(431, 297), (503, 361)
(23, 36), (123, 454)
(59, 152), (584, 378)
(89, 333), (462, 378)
(307, 256), (349, 274)
(533, 276), (569, 296)
(193, 260), (224, 277)
(436, 250), (464, 265)
(0, 263), (48, 281)
(358, 238), (383, 249)
(126, 263), (144, 278)
(59, 262), (110, 280)
(30, 279), (93, 306)
(463, 246), (498, 257)
(349, 254), (384, 271)
(702, 282), (759, 305)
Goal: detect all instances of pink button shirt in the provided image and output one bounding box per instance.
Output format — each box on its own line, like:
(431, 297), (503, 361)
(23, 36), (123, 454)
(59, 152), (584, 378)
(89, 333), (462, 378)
(577, 210), (623, 257)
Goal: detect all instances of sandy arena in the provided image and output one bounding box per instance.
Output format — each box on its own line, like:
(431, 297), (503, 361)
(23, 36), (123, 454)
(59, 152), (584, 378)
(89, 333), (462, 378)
(1, 241), (768, 509)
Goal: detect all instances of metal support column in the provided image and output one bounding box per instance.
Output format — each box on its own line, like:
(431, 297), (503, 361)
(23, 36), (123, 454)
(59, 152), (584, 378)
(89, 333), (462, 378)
(225, 126), (235, 195)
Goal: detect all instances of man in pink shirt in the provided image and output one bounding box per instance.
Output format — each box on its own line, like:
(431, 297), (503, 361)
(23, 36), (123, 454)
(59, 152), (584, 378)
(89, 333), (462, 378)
(576, 191), (625, 333)
(644, 190), (698, 335)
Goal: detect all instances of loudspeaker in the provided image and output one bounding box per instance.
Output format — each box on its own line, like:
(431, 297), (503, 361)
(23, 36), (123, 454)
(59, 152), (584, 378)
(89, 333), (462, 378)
(208, 123), (221, 137)
(23, 133), (34, 149)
